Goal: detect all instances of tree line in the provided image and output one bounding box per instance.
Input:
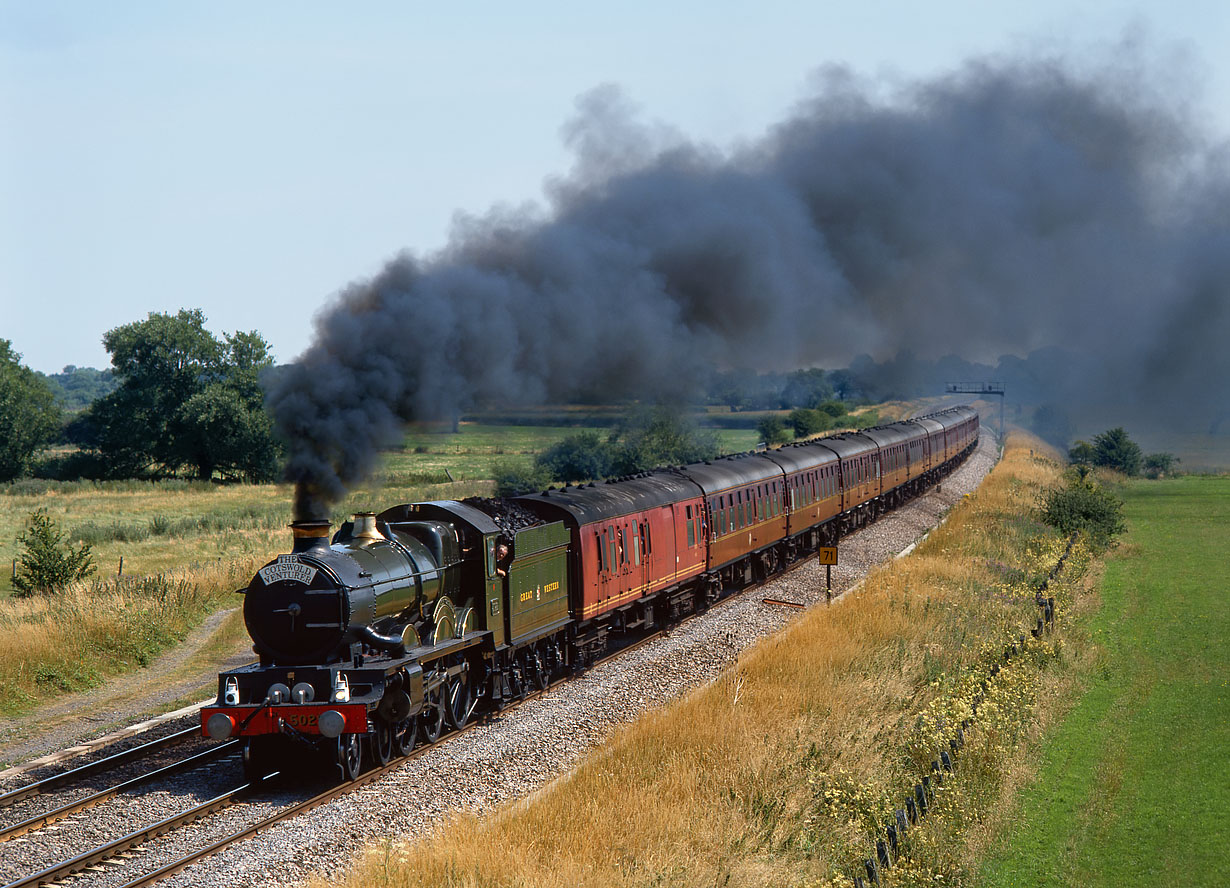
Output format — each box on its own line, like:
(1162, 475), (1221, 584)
(0, 309), (279, 484)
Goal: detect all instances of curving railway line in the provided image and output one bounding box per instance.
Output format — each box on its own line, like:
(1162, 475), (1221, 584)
(0, 417), (989, 888)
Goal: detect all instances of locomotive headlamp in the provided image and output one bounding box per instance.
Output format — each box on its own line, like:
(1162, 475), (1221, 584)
(332, 673), (350, 703)
(291, 682), (315, 704)
(206, 712), (236, 740)
(317, 709), (346, 738)
(223, 677), (240, 706)
(268, 683), (291, 704)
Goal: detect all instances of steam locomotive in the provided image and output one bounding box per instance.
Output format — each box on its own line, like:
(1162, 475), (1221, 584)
(201, 406), (980, 780)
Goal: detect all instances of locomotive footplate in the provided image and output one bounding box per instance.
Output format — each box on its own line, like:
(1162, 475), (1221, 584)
(201, 701), (368, 739)
(202, 630), (492, 742)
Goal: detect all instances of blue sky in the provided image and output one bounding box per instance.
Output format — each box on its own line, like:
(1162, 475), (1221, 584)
(3, 1), (1227, 374)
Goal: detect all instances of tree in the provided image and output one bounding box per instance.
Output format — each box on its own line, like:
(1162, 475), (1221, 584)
(1068, 440), (1097, 465)
(788, 408), (832, 437)
(12, 510), (95, 596)
(1091, 427), (1143, 477)
(493, 461), (553, 497)
(756, 416), (790, 446)
(779, 369), (833, 409)
(76, 310), (281, 481)
(817, 400), (848, 418)
(43, 366), (119, 412)
(535, 431), (616, 483)
(0, 340), (61, 482)
(1143, 452), (1179, 479)
(610, 408), (719, 474)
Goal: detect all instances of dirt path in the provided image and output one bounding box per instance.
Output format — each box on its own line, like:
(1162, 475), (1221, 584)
(0, 607), (254, 769)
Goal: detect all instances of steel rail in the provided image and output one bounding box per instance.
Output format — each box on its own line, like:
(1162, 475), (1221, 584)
(0, 740), (240, 843)
(0, 727), (200, 810)
(0, 773), (270, 888)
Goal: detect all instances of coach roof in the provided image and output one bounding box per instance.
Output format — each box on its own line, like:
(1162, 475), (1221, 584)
(517, 471), (701, 526)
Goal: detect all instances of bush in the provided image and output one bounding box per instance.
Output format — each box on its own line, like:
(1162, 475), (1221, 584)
(817, 400), (848, 418)
(851, 409), (881, 429)
(1143, 452), (1179, 479)
(756, 416), (791, 446)
(1068, 440), (1097, 465)
(12, 510), (96, 596)
(609, 408), (720, 472)
(788, 408), (833, 437)
(1038, 478), (1126, 547)
(535, 432), (616, 483)
(492, 461), (553, 497)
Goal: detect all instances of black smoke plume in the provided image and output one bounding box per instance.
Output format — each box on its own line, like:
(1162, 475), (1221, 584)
(271, 43), (1230, 519)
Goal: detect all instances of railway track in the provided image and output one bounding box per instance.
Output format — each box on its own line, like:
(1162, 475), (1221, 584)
(0, 446), (982, 888)
(0, 567), (795, 888)
(0, 727), (201, 813)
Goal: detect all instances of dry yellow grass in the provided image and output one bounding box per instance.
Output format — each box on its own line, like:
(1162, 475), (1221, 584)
(316, 431), (1072, 888)
(0, 479), (494, 592)
(0, 477), (493, 712)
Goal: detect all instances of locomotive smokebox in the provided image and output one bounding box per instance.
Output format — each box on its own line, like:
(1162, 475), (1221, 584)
(291, 520), (332, 553)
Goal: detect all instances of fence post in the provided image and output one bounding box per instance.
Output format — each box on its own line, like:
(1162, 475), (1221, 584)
(118, 556), (123, 578)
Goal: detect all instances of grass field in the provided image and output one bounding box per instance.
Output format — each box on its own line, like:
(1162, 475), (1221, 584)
(394, 423), (760, 484)
(975, 475), (1230, 887)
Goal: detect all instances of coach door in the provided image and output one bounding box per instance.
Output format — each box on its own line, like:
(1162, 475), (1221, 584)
(632, 516), (650, 597)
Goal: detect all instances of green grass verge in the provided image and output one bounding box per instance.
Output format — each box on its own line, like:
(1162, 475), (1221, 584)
(976, 475), (1230, 887)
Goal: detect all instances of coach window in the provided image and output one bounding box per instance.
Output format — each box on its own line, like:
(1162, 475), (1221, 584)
(632, 524), (641, 565)
(686, 505), (696, 548)
(596, 532), (605, 573)
(608, 529), (617, 570)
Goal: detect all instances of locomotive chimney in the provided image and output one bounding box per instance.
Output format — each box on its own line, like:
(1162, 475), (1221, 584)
(290, 520), (332, 553)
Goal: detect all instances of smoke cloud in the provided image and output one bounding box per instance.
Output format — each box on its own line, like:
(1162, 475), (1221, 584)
(271, 42), (1230, 519)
